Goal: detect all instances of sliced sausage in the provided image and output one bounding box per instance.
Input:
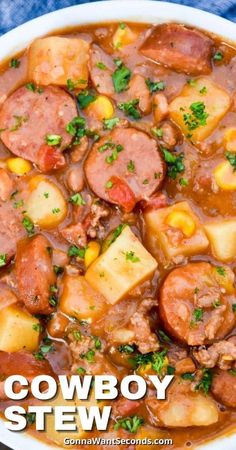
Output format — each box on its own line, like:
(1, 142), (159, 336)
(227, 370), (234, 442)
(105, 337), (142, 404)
(15, 234), (57, 315)
(159, 263), (235, 346)
(211, 370), (236, 408)
(0, 86), (77, 170)
(0, 202), (26, 261)
(0, 350), (55, 399)
(140, 23), (213, 75)
(89, 44), (115, 96)
(118, 74), (151, 115)
(84, 127), (166, 210)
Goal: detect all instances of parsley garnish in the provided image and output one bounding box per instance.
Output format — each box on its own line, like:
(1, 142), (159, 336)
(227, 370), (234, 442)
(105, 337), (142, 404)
(183, 101), (209, 131)
(213, 51), (223, 61)
(77, 367), (86, 375)
(127, 160), (135, 173)
(118, 344), (136, 354)
(181, 372), (195, 381)
(68, 245), (86, 259)
(216, 266), (225, 276)
(192, 308), (204, 323)
(125, 251), (140, 263)
(151, 127), (163, 138)
(66, 116), (87, 144)
(107, 224), (126, 247)
(195, 368), (212, 394)
(22, 216), (34, 236)
(232, 304), (236, 313)
(26, 413), (36, 425)
(69, 193), (86, 206)
(96, 62), (107, 70)
(0, 254), (7, 267)
(80, 349), (95, 362)
(77, 90), (97, 109)
(112, 59), (131, 93)
(229, 369), (236, 376)
(103, 117), (120, 130)
(162, 148), (185, 179)
(118, 99), (141, 119)
(32, 323), (43, 333)
(105, 144), (123, 164)
(105, 180), (113, 189)
(53, 265), (64, 276)
(46, 134), (62, 146)
(225, 151), (236, 171)
(114, 416), (144, 433)
(10, 58), (20, 68)
(10, 115), (28, 132)
(145, 78), (165, 92)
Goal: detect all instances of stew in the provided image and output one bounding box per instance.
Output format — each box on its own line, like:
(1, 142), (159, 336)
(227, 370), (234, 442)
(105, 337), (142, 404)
(0, 20), (235, 449)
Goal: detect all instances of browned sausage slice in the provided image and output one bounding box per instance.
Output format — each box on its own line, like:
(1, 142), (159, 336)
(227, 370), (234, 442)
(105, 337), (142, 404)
(0, 202), (26, 262)
(159, 263), (235, 345)
(89, 44), (115, 96)
(15, 235), (57, 315)
(140, 23), (213, 75)
(0, 86), (77, 169)
(84, 127), (166, 210)
(211, 370), (236, 408)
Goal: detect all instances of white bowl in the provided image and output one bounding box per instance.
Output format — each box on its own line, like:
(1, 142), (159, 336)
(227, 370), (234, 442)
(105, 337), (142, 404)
(0, 1), (235, 449)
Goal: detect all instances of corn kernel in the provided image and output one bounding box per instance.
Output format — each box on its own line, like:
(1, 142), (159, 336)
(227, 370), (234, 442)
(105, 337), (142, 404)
(112, 24), (137, 49)
(7, 157), (32, 175)
(223, 128), (236, 152)
(214, 161), (236, 190)
(165, 210), (196, 237)
(85, 241), (101, 268)
(86, 95), (114, 121)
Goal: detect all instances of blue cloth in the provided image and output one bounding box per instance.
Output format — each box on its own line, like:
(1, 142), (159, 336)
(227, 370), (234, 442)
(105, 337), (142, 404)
(0, 0), (235, 36)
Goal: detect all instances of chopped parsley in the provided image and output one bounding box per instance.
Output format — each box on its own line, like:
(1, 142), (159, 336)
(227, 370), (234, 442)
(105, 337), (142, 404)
(118, 99), (141, 119)
(66, 79), (76, 91)
(105, 144), (123, 164)
(162, 148), (185, 179)
(158, 329), (171, 343)
(179, 177), (188, 186)
(181, 372), (196, 381)
(80, 349), (95, 362)
(151, 127), (163, 138)
(77, 367), (86, 375)
(114, 416), (144, 433)
(34, 338), (54, 360)
(45, 134), (62, 146)
(98, 141), (116, 153)
(107, 224), (126, 247)
(22, 216), (34, 236)
(43, 192), (49, 199)
(118, 344), (136, 354)
(199, 86), (207, 95)
(192, 308), (204, 323)
(10, 58), (20, 68)
(68, 245), (86, 259)
(103, 117), (120, 130)
(195, 368), (212, 394)
(132, 350), (168, 376)
(25, 82), (36, 92)
(125, 251), (140, 263)
(69, 192), (86, 206)
(213, 51), (223, 61)
(216, 266), (226, 276)
(52, 208), (60, 214)
(96, 61), (107, 70)
(145, 78), (165, 92)
(53, 265), (64, 276)
(187, 79), (197, 87)
(73, 331), (82, 341)
(105, 180), (113, 189)
(225, 151), (236, 171)
(127, 160), (135, 173)
(26, 413), (36, 425)
(32, 323), (43, 333)
(182, 101), (209, 131)
(212, 299), (221, 308)
(10, 115), (28, 132)
(112, 59), (131, 93)
(77, 90), (97, 109)
(229, 369), (236, 376)
(66, 116), (86, 144)
(0, 254), (7, 267)
(232, 304), (236, 313)
(119, 22), (126, 29)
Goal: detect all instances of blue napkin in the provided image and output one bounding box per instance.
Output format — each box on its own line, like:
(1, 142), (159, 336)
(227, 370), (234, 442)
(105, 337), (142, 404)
(0, 0), (235, 36)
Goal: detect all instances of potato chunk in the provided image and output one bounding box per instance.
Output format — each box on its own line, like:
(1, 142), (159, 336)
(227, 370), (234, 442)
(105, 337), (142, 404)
(214, 161), (236, 190)
(146, 379), (218, 427)
(85, 226), (157, 304)
(60, 275), (107, 322)
(0, 305), (40, 352)
(112, 24), (137, 49)
(144, 201), (209, 262)
(26, 175), (67, 228)
(169, 78), (231, 143)
(204, 220), (236, 262)
(45, 388), (103, 447)
(28, 37), (89, 87)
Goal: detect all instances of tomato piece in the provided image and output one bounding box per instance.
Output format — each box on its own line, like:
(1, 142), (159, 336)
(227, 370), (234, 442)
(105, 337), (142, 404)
(37, 144), (66, 172)
(107, 176), (136, 212)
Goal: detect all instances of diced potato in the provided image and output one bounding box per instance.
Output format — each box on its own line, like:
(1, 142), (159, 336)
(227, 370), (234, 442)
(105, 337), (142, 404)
(169, 78), (231, 143)
(112, 24), (137, 49)
(0, 305), (40, 352)
(7, 157), (32, 175)
(223, 127), (236, 152)
(204, 220), (236, 262)
(45, 388), (103, 447)
(214, 161), (236, 190)
(28, 37), (89, 87)
(85, 241), (101, 268)
(85, 226), (157, 304)
(60, 275), (107, 322)
(144, 201), (209, 262)
(86, 95), (114, 120)
(26, 175), (67, 228)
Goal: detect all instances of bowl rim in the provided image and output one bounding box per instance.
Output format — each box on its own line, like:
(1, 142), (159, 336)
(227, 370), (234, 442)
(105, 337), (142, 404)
(0, 1), (236, 449)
